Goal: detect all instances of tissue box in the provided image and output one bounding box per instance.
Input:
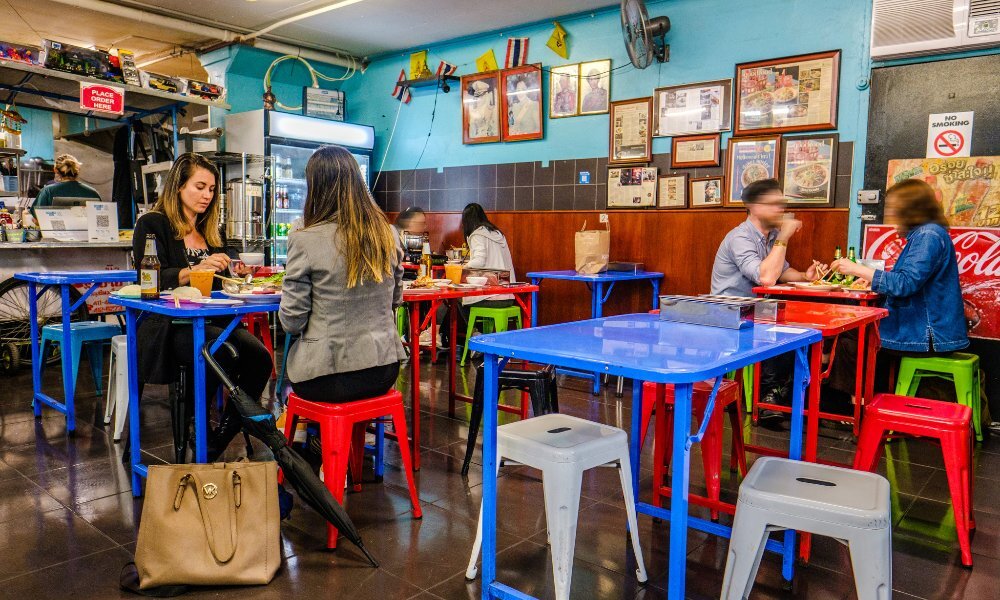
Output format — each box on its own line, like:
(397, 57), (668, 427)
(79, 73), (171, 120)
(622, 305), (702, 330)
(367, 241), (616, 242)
(659, 295), (756, 329)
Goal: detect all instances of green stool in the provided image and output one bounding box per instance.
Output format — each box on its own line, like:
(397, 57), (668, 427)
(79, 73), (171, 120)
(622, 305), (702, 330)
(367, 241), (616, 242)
(460, 305), (522, 366)
(895, 352), (982, 441)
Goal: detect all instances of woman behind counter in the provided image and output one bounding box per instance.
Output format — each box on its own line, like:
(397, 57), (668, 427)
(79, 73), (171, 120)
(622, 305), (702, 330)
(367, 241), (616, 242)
(33, 154), (102, 207)
(132, 153), (272, 461)
(279, 145), (406, 403)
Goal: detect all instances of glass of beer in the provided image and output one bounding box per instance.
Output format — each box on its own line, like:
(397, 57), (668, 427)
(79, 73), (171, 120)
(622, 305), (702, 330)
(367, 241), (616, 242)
(189, 269), (215, 298)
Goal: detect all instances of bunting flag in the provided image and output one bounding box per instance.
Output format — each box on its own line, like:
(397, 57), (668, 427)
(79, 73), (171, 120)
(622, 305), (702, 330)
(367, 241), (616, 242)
(391, 69), (411, 103)
(546, 22), (568, 59)
(475, 49), (499, 73)
(504, 37), (529, 68)
(435, 60), (457, 77)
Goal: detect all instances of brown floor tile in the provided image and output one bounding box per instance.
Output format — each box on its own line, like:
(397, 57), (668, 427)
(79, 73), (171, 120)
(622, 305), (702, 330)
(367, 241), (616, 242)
(0, 474), (64, 526)
(71, 490), (142, 545)
(30, 457), (133, 506)
(0, 546), (135, 598)
(0, 507), (117, 581)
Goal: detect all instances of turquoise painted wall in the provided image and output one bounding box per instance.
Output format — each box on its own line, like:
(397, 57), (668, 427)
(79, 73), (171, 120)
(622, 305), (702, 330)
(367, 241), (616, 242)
(18, 107), (55, 160)
(340, 0), (874, 239)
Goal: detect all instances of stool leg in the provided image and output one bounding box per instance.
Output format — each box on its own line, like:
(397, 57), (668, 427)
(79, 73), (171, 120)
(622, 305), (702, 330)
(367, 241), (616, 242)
(113, 357), (129, 442)
(639, 384), (655, 450)
(848, 528), (892, 600)
(541, 465), (584, 600)
(894, 361), (918, 395)
(389, 403), (423, 518)
(548, 373), (559, 413)
(853, 420), (886, 472)
(700, 400), (724, 522)
(461, 314), (477, 367)
(104, 350), (116, 425)
(86, 343), (104, 396)
(940, 429), (974, 567)
(616, 449), (648, 583)
(721, 506), (773, 600)
(466, 458), (502, 580)
(728, 403), (748, 476)
(954, 368), (982, 442)
(348, 421), (367, 492)
(651, 385), (671, 509)
(321, 415), (352, 549)
(374, 420), (385, 480)
(463, 371), (485, 477)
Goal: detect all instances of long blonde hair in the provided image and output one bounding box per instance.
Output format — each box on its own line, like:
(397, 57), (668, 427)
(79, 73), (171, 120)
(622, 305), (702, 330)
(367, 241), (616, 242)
(153, 153), (223, 247)
(303, 145), (395, 288)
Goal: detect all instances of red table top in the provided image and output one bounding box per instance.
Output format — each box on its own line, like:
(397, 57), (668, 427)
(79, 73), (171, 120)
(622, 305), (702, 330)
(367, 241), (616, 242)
(777, 301), (887, 336)
(753, 285), (881, 302)
(402, 283), (538, 302)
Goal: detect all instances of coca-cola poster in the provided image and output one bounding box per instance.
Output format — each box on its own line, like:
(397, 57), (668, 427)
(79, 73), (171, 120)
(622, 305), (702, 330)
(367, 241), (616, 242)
(863, 224), (1000, 340)
(886, 157), (1000, 227)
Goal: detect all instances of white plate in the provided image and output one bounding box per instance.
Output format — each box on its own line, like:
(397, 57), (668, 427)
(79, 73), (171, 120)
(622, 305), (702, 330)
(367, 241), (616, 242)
(450, 283), (481, 289)
(190, 298), (243, 306)
(404, 287), (439, 293)
(791, 282), (840, 292)
(220, 291), (281, 303)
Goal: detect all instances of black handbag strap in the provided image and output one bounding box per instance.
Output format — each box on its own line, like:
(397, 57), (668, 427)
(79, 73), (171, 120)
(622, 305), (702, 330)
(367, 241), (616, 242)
(119, 562), (188, 597)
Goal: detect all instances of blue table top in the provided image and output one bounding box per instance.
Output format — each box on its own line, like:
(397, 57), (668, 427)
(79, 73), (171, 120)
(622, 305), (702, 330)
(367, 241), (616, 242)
(526, 269), (663, 282)
(469, 313), (821, 384)
(15, 270), (137, 285)
(109, 292), (280, 318)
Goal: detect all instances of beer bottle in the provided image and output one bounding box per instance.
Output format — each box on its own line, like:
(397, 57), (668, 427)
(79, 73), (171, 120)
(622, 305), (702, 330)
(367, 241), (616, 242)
(139, 234), (160, 300)
(831, 245), (843, 283)
(842, 246), (858, 285)
(419, 242), (432, 278)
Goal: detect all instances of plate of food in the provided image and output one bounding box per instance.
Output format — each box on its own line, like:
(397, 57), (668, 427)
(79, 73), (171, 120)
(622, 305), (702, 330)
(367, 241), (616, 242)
(790, 162), (830, 194)
(773, 85), (799, 103)
(190, 298), (243, 306)
(160, 286), (204, 303)
(404, 275), (437, 290)
(110, 284), (141, 299)
(791, 281), (840, 291)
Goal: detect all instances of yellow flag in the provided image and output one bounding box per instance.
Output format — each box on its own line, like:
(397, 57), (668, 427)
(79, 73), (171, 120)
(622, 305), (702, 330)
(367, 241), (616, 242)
(409, 50), (432, 79)
(547, 21), (568, 59)
(475, 49), (499, 73)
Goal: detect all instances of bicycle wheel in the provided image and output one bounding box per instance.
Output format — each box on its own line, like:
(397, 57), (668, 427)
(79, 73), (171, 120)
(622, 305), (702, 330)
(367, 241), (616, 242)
(0, 277), (86, 368)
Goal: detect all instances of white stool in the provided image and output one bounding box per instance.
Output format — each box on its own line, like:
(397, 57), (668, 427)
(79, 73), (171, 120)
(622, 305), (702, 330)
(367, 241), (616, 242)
(466, 413), (647, 600)
(103, 335), (129, 442)
(721, 457), (892, 600)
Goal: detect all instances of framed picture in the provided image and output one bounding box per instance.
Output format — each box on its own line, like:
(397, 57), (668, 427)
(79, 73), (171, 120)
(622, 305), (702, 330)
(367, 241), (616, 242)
(579, 59), (611, 115)
(653, 78), (732, 136)
(609, 97), (653, 165)
(671, 133), (721, 168)
(734, 50), (840, 136)
(549, 64), (579, 118)
(500, 65), (544, 141)
(657, 174), (688, 209)
(781, 133), (838, 206)
(689, 176), (725, 208)
(461, 72), (500, 144)
(724, 134), (780, 205)
(608, 166), (658, 208)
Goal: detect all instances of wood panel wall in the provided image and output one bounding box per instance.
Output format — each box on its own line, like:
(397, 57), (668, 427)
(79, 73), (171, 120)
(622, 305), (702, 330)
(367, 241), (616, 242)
(410, 209), (850, 326)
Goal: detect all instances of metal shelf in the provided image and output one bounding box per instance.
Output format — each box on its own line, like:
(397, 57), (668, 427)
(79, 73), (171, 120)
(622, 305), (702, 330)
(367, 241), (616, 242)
(0, 60), (230, 120)
(198, 151), (270, 166)
(0, 148), (27, 157)
(275, 178), (306, 185)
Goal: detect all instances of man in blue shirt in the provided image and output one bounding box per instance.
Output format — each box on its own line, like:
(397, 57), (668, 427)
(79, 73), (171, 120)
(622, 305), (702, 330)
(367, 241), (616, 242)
(711, 178), (823, 424)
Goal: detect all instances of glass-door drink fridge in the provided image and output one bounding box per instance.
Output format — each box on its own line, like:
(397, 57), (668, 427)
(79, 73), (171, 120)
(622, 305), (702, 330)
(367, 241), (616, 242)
(225, 109), (375, 264)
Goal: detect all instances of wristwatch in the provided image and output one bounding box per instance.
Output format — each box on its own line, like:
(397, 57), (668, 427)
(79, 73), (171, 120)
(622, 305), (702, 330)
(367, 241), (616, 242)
(773, 240), (788, 247)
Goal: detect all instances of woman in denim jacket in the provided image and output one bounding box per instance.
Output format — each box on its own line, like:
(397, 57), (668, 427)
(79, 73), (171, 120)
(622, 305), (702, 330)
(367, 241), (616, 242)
(833, 179), (969, 355)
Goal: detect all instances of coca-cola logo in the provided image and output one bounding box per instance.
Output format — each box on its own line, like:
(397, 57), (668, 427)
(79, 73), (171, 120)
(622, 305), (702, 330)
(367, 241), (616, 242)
(952, 230), (1000, 277)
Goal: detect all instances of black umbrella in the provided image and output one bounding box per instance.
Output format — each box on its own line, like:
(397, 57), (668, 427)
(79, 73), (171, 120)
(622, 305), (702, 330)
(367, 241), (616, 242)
(202, 342), (379, 568)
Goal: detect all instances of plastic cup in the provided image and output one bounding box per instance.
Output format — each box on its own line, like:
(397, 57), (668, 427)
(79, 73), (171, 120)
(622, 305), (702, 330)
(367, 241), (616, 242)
(444, 263), (464, 284)
(189, 269), (214, 297)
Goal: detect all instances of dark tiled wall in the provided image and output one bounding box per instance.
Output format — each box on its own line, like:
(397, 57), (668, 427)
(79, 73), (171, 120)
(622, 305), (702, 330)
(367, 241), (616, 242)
(373, 141), (853, 212)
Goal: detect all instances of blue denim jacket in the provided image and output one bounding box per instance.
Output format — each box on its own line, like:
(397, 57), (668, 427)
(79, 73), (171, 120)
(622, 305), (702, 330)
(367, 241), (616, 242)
(871, 223), (969, 352)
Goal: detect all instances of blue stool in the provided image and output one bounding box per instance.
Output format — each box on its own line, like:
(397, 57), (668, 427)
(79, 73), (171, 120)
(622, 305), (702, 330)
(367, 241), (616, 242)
(40, 322), (121, 396)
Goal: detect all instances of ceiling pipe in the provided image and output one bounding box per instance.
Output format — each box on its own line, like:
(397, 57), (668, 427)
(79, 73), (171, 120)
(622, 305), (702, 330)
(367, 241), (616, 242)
(242, 0), (367, 41)
(47, 0), (361, 70)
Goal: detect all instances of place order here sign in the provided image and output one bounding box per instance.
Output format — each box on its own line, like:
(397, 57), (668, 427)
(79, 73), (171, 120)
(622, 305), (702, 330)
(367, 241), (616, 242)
(80, 82), (125, 115)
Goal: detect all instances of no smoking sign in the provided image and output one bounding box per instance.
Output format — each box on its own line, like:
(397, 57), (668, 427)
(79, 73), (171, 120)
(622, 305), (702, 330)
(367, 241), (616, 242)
(927, 111), (973, 158)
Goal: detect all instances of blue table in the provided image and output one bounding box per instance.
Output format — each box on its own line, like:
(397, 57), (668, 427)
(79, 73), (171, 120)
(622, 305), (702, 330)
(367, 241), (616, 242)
(526, 270), (663, 393)
(470, 314), (821, 600)
(109, 293), (280, 494)
(15, 270), (137, 432)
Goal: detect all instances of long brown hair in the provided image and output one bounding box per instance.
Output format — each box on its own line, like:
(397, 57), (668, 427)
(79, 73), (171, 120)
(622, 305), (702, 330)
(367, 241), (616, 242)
(886, 179), (949, 234)
(152, 153), (223, 246)
(303, 145), (396, 288)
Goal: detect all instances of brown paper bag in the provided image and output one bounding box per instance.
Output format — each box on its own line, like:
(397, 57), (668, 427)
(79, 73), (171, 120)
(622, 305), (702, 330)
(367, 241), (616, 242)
(575, 220), (610, 274)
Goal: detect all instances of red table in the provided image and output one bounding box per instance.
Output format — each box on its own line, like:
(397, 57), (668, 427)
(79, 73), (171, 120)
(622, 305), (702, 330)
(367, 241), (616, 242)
(753, 285), (881, 307)
(746, 301), (887, 461)
(400, 283), (538, 470)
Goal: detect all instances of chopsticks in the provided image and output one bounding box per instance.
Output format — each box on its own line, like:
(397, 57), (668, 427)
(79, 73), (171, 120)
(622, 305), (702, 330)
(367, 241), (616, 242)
(214, 273), (246, 284)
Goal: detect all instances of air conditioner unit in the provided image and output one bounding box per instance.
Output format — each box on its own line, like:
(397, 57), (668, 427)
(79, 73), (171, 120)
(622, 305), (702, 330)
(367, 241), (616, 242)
(871, 0), (1000, 60)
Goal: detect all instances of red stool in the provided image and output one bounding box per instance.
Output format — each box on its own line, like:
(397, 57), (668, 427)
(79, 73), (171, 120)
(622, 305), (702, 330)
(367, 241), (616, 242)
(642, 380), (747, 520)
(243, 313), (276, 378)
(282, 390), (423, 548)
(853, 393), (975, 567)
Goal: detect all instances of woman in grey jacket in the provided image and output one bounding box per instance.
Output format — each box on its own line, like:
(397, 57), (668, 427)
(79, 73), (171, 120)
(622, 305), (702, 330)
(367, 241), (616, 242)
(279, 146), (406, 402)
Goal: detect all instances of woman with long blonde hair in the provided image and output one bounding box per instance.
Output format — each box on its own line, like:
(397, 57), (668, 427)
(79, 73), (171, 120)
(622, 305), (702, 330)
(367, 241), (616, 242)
(280, 145), (405, 402)
(133, 153), (272, 461)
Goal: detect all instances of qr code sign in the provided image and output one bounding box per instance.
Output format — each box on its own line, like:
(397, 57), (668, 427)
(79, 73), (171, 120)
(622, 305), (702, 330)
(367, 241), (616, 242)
(97, 215), (110, 228)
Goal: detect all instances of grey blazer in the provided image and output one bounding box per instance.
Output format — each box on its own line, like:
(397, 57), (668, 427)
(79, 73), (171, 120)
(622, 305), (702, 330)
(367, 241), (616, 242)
(279, 220), (406, 383)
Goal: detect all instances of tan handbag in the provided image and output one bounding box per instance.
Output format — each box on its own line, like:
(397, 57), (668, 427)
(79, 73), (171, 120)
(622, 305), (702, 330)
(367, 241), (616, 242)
(134, 460), (281, 590)
(574, 220), (611, 274)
